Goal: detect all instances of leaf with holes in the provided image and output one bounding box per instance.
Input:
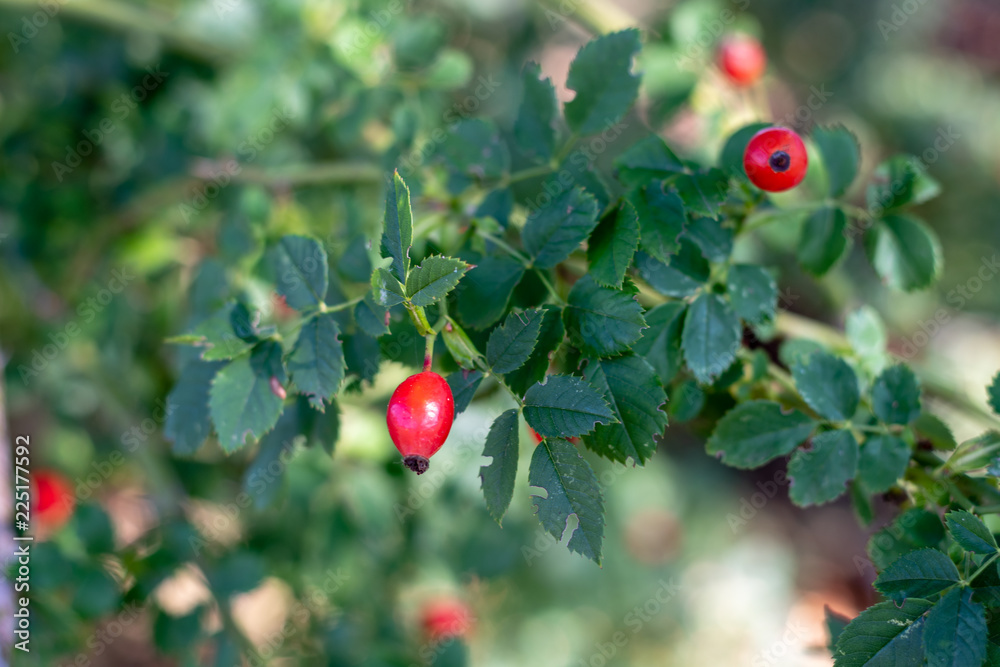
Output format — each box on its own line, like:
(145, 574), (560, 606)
(480, 409), (520, 524)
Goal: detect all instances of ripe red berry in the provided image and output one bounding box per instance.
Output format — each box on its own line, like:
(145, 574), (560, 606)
(421, 598), (473, 641)
(718, 35), (766, 86)
(743, 127), (808, 192)
(387, 371), (454, 474)
(32, 470), (75, 532)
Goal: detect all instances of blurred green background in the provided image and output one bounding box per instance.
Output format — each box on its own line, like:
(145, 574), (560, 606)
(1, 0), (999, 665)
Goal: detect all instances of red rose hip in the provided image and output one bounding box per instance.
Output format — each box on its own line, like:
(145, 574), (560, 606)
(387, 371), (454, 474)
(743, 127), (808, 192)
(32, 469), (75, 532)
(421, 597), (473, 641)
(718, 35), (766, 86)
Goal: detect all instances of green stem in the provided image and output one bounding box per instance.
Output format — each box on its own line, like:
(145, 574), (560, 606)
(976, 505), (1000, 515)
(478, 231), (531, 265)
(552, 133), (580, 165)
(966, 552), (1000, 584)
(325, 295), (365, 313)
(535, 270), (565, 305)
(504, 163), (557, 186)
(405, 302), (434, 337)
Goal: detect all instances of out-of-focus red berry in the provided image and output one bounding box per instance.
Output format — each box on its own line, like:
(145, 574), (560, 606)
(421, 597), (474, 641)
(718, 35), (766, 86)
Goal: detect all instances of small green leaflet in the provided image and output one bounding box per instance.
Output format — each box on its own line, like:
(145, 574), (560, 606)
(684, 216), (732, 263)
(581, 355), (667, 465)
(564, 275), (646, 358)
(799, 206), (849, 276)
(435, 119), (509, 186)
(523, 375), (615, 439)
(287, 312), (345, 410)
(846, 306), (887, 371)
(858, 434), (911, 494)
(792, 351), (860, 422)
(867, 509), (946, 572)
(522, 188), (600, 269)
(834, 598), (933, 667)
(706, 400), (816, 469)
(354, 294), (389, 337)
(867, 155), (942, 213)
(613, 135), (685, 187)
(380, 171), (413, 284)
(668, 168), (729, 219)
(267, 235), (328, 310)
(944, 511), (998, 554)
(987, 371), (999, 416)
(874, 548), (961, 603)
(514, 62), (557, 162)
(825, 607), (851, 653)
(627, 184), (685, 263)
(563, 29), (641, 136)
(922, 587), (987, 667)
(788, 429), (859, 507)
(632, 301), (686, 385)
(813, 125), (861, 199)
(371, 268), (406, 308)
(871, 364), (921, 425)
(528, 437), (605, 563)
(209, 342), (287, 453)
(480, 409), (520, 524)
(505, 305), (565, 397)
(455, 254), (525, 329)
(165, 360), (225, 456)
(405, 255), (470, 307)
(681, 292), (741, 384)
(864, 214), (942, 292)
(635, 241), (709, 298)
(188, 301), (260, 361)
(587, 200), (639, 289)
(726, 264), (778, 325)
(447, 370), (483, 416)
(486, 309), (544, 375)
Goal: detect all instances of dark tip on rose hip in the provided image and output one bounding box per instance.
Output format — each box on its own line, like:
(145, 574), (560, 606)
(403, 455), (430, 475)
(769, 150), (791, 173)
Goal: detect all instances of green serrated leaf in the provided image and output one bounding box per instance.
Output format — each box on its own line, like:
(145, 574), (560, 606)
(210, 342), (287, 453)
(523, 374), (615, 439)
(988, 372), (1000, 416)
(813, 125), (861, 198)
(371, 268), (406, 307)
(726, 264), (778, 325)
(668, 168), (729, 218)
(288, 312), (344, 410)
(684, 216), (733, 263)
(405, 255), (470, 307)
(915, 413), (957, 450)
(865, 214), (942, 291)
(165, 360), (225, 456)
(858, 434), (911, 494)
(455, 254), (525, 329)
(486, 309), (544, 374)
(872, 364), (921, 425)
(706, 400), (817, 469)
(514, 62), (557, 162)
(945, 511), (998, 554)
(792, 351), (860, 422)
(633, 301), (686, 385)
(480, 409), (520, 524)
(627, 183), (686, 263)
(635, 241), (710, 298)
(380, 171), (413, 283)
(564, 275), (646, 358)
(799, 206), (850, 276)
(436, 119), (509, 187)
(354, 294), (389, 337)
(669, 379), (705, 423)
(681, 292), (741, 384)
(834, 598), (933, 667)
(867, 155), (942, 214)
(788, 429), (859, 507)
(581, 355), (667, 465)
(847, 306), (887, 362)
(546, 155), (612, 212)
(564, 29), (641, 136)
(522, 188), (600, 269)
(267, 235), (328, 310)
(505, 305), (565, 397)
(242, 403), (300, 508)
(528, 438), (605, 563)
(868, 509), (947, 572)
(613, 135), (685, 187)
(587, 200), (640, 288)
(190, 301), (260, 361)
(874, 548), (961, 603)
(825, 606), (852, 653)
(447, 370), (483, 415)
(923, 587), (987, 667)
